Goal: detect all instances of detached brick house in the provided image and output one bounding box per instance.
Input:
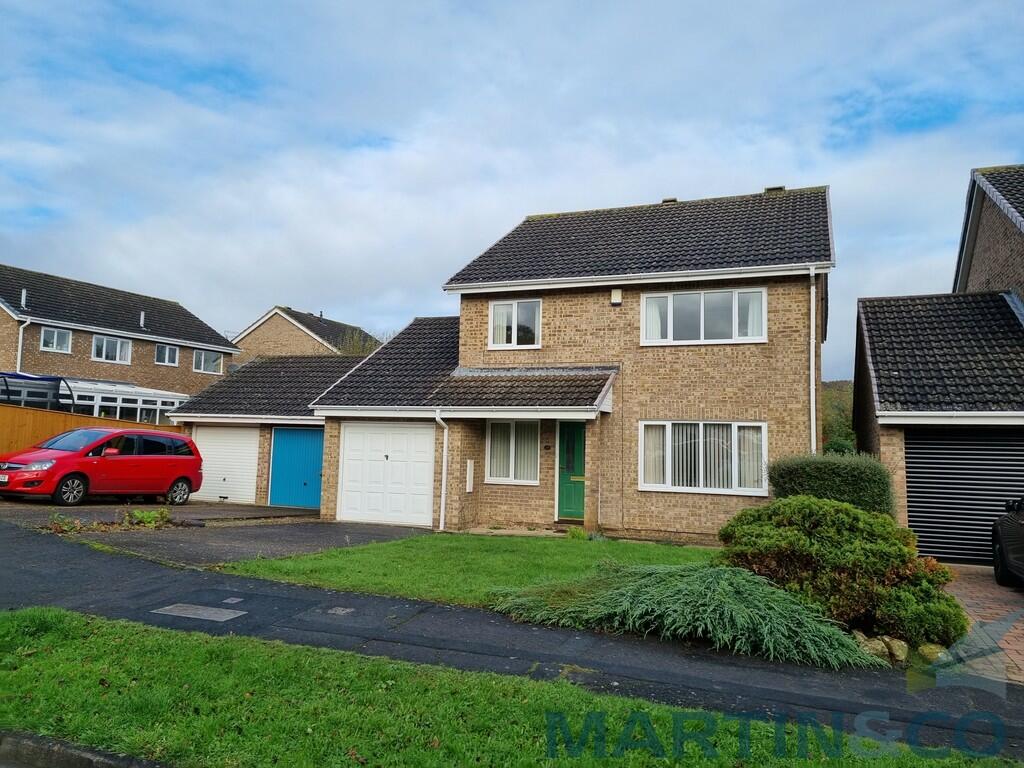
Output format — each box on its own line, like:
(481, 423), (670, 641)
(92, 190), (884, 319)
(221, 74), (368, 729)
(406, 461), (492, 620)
(232, 306), (378, 366)
(0, 263), (238, 423)
(854, 164), (1024, 562)
(311, 186), (833, 541)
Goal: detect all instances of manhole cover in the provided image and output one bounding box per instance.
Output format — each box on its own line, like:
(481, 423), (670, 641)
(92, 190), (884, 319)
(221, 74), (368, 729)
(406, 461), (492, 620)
(151, 603), (248, 622)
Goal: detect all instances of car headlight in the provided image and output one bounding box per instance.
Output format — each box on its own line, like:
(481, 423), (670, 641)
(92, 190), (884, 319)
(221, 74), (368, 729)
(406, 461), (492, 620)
(25, 460), (56, 471)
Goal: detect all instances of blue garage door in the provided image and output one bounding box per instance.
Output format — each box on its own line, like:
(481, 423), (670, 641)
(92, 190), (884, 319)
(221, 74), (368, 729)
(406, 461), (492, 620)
(269, 427), (325, 508)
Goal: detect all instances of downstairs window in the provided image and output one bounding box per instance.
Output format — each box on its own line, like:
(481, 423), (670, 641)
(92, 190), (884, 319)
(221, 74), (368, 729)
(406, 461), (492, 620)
(639, 420), (766, 494)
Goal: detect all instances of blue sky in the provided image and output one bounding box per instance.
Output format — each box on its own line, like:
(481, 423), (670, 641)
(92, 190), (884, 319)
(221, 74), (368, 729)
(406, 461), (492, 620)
(1, 1), (1023, 378)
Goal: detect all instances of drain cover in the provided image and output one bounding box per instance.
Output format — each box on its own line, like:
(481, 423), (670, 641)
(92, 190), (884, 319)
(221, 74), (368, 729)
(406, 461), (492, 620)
(151, 603), (247, 622)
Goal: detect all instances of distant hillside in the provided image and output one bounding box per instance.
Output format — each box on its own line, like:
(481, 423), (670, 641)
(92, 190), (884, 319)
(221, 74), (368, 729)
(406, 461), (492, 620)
(822, 380), (854, 451)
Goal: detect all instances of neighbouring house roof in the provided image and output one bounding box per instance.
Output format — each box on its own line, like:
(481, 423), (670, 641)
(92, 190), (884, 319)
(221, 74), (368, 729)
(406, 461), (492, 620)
(952, 164), (1024, 292)
(233, 306), (378, 353)
(444, 186), (833, 290)
(0, 263), (237, 352)
(858, 292), (1024, 413)
(311, 316), (616, 413)
(172, 355), (363, 418)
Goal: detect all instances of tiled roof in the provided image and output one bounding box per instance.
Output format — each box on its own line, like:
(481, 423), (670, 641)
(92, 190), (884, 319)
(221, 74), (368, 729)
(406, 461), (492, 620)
(975, 164), (1024, 223)
(277, 307), (379, 352)
(0, 263), (236, 350)
(312, 317), (616, 410)
(174, 355), (363, 417)
(445, 186), (832, 287)
(858, 292), (1024, 412)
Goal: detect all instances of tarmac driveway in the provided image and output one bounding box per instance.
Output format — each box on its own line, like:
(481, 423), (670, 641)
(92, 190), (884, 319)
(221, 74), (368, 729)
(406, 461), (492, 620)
(0, 498), (425, 566)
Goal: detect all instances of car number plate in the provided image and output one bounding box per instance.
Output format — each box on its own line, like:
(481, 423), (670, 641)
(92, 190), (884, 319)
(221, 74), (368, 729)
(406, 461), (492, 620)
(0, 474), (8, 482)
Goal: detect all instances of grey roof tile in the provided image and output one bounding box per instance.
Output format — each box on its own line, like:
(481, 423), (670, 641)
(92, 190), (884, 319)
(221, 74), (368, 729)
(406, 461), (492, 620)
(445, 186), (832, 287)
(174, 355), (363, 417)
(313, 317), (615, 409)
(0, 263), (236, 349)
(859, 292), (1024, 412)
(976, 164), (1024, 221)
(277, 307), (378, 352)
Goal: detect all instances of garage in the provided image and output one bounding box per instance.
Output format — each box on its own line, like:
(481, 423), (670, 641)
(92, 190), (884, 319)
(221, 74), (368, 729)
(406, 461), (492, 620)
(190, 425), (260, 504)
(905, 427), (1024, 562)
(269, 427), (324, 508)
(338, 422), (435, 526)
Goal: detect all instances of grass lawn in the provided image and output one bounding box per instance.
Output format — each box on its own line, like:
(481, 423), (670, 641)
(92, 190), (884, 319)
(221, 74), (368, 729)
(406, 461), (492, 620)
(0, 608), (1011, 767)
(222, 533), (716, 606)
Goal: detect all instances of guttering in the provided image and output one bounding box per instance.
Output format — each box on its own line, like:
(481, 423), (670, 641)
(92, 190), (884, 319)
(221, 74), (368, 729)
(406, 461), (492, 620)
(169, 413), (323, 425)
(443, 261), (834, 295)
(877, 412), (1024, 426)
(313, 406), (602, 420)
(14, 319), (30, 372)
(10, 315), (237, 354)
(434, 410), (449, 531)
(808, 266), (817, 453)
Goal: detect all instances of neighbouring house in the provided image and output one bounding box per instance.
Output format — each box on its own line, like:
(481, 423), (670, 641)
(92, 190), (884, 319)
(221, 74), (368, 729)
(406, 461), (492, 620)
(232, 306), (378, 366)
(310, 186), (833, 541)
(854, 164), (1024, 562)
(169, 355), (362, 506)
(0, 263), (238, 424)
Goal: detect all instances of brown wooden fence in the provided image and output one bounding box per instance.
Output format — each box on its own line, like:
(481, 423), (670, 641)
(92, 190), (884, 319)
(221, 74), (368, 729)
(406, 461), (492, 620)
(0, 403), (183, 454)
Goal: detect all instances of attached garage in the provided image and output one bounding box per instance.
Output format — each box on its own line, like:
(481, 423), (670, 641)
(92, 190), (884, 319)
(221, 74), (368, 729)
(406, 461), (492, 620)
(905, 428), (1024, 562)
(269, 427), (325, 508)
(190, 425), (260, 504)
(338, 422), (435, 526)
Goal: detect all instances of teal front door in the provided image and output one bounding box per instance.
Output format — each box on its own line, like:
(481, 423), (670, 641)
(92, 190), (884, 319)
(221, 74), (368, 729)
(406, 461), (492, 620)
(558, 422), (586, 520)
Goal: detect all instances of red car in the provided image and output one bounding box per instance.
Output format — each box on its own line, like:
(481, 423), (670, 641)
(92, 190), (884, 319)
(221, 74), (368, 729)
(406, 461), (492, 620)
(0, 427), (203, 506)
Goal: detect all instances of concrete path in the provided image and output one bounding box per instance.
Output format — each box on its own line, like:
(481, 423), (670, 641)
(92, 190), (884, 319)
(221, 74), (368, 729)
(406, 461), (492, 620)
(3, 520), (1023, 757)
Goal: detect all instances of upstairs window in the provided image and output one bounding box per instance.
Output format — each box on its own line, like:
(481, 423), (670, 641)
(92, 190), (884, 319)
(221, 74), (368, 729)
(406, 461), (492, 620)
(193, 349), (223, 374)
(642, 288), (766, 345)
(40, 327), (72, 354)
(92, 335), (131, 364)
(489, 299), (541, 348)
(639, 420), (767, 495)
(155, 344), (179, 366)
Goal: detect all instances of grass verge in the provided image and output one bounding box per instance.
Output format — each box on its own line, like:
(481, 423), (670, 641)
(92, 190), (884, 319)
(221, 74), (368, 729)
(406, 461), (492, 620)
(222, 533), (715, 606)
(0, 608), (1010, 767)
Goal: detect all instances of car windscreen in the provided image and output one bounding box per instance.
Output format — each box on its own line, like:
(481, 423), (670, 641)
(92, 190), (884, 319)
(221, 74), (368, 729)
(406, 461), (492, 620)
(38, 429), (111, 452)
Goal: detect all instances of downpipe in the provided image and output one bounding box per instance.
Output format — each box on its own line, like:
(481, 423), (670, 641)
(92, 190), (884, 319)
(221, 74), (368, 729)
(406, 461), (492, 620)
(435, 409), (449, 531)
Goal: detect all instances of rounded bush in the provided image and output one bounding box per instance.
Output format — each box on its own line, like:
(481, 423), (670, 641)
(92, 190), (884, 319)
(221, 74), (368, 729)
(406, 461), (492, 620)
(768, 453), (893, 515)
(719, 495), (967, 646)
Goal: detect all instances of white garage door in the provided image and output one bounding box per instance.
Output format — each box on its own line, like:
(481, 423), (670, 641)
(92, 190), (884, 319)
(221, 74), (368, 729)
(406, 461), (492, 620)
(191, 426), (260, 504)
(339, 422), (435, 526)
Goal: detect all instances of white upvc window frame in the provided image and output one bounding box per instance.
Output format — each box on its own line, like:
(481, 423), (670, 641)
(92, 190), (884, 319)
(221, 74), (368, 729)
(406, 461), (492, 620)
(488, 298), (542, 350)
(91, 334), (132, 365)
(637, 419), (768, 496)
(641, 287), (768, 346)
(193, 349), (224, 375)
(39, 326), (72, 354)
(154, 344), (179, 367)
(484, 419), (541, 486)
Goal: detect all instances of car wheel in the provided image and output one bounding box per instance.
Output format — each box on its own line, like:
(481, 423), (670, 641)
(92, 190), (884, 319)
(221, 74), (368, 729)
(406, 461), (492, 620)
(993, 538), (1023, 588)
(166, 479), (191, 506)
(53, 475), (87, 507)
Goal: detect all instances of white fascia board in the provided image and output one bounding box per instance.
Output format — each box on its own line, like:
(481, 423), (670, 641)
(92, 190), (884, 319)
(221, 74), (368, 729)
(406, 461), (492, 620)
(877, 411), (1024, 426)
(232, 307), (337, 352)
(594, 372), (616, 413)
(0, 299), (20, 320)
(443, 262), (834, 295)
(313, 406), (600, 420)
(169, 413), (323, 425)
(17, 316), (237, 354)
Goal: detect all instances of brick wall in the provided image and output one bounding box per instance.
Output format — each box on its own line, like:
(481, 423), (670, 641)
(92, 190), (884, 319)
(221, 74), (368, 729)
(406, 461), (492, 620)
(235, 312), (334, 366)
(964, 193), (1024, 296)
(453, 275), (823, 540)
(0, 314), (19, 370)
(255, 425), (273, 505)
(18, 323), (231, 395)
(878, 427), (907, 527)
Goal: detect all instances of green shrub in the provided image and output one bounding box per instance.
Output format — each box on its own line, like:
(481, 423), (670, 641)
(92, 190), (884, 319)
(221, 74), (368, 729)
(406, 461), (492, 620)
(719, 495), (967, 645)
(490, 562), (884, 669)
(127, 508), (171, 528)
(823, 436), (855, 455)
(768, 453), (893, 515)
(564, 526), (587, 541)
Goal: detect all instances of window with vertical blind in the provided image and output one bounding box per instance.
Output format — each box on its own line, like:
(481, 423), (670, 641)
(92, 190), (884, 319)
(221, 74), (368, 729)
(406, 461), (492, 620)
(486, 420), (540, 484)
(639, 421), (767, 494)
(641, 288), (766, 345)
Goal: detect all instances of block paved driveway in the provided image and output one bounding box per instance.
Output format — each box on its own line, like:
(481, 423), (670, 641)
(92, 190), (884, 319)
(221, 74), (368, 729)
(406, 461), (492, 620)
(947, 565), (1024, 684)
(0, 498), (424, 565)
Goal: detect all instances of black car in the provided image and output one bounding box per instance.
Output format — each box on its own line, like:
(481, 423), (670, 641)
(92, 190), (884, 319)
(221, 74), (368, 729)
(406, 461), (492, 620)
(993, 498), (1024, 587)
